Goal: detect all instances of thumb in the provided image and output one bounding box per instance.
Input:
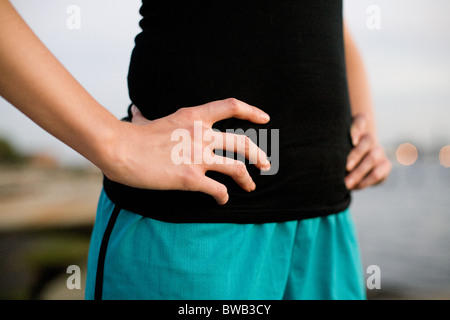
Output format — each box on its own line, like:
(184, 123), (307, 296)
(131, 105), (151, 125)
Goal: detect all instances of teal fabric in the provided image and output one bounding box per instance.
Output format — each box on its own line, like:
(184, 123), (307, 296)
(85, 190), (366, 300)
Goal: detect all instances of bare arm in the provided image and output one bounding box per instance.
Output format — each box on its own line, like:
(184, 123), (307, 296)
(344, 23), (377, 141)
(0, 0), (118, 171)
(0, 0), (270, 204)
(343, 23), (391, 189)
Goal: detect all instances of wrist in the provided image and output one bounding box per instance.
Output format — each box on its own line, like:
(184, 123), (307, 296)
(87, 115), (125, 174)
(93, 119), (135, 183)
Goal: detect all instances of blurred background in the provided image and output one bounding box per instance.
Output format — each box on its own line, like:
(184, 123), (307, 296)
(0, 0), (449, 299)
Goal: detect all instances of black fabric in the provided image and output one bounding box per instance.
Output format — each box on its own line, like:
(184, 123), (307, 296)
(103, 0), (354, 223)
(94, 205), (121, 300)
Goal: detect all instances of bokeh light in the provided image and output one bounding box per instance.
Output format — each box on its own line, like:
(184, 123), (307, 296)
(439, 145), (450, 168)
(396, 143), (418, 166)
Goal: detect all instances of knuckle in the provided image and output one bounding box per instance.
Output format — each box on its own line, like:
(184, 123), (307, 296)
(374, 144), (383, 152)
(366, 151), (377, 163)
(372, 146), (383, 160)
(371, 169), (384, 181)
(176, 107), (196, 120)
(237, 134), (249, 151)
(212, 184), (228, 203)
(179, 173), (191, 191)
(349, 148), (361, 160)
(235, 162), (247, 177)
(178, 167), (196, 190)
(349, 151), (362, 165)
(225, 98), (240, 112)
(362, 133), (373, 145)
(175, 107), (187, 115)
(244, 137), (251, 154)
(216, 185), (228, 199)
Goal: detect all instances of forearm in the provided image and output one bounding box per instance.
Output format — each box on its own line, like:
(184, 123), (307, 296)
(0, 0), (119, 169)
(343, 23), (391, 189)
(344, 23), (378, 143)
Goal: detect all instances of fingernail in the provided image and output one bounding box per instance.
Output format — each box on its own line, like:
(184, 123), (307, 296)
(261, 113), (270, 122)
(261, 160), (271, 172)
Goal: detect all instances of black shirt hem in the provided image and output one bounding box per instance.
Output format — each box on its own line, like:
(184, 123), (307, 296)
(103, 175), (351, 224)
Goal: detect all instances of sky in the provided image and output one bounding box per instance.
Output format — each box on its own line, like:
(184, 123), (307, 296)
(0, 0), (449, 165)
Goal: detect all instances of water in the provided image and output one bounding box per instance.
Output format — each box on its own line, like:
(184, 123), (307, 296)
(350, 156), (450, 298)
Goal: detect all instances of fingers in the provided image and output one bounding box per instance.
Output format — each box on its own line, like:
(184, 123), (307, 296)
(173, 98), (271, 171)
(352, 158), (392, 190)
(212, 131), (271, 171)
(346, 116), (392, 190)
(350, 113), (367, 146)
(130, 104), (151, 125)
(188, 157), (256, 205)
(194, 176), (229, 205)
(130, 104), (141, 117)
(197, 98), (270, 126)
(206, 159), (256, 193)
(345, 145), (387, 190)
(159, 98), (271, 204)
(347, 134), (373, 172)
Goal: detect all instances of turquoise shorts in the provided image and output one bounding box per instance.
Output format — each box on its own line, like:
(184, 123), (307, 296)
(85, 190), (366, 300)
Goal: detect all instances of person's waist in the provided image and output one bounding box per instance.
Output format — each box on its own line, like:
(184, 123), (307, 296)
(102, 145), (351, 216)
(102, 173), (351, 224)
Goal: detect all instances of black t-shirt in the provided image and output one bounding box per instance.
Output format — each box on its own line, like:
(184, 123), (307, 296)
(103, 0), (354, 223)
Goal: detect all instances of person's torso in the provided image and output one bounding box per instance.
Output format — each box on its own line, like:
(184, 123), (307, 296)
(104, 0), (354, 223)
